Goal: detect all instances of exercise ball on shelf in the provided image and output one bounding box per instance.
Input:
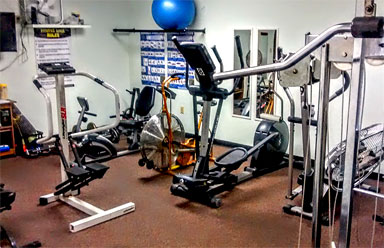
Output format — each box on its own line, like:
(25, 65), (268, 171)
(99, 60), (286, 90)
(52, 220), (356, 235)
(151, 0), (196, 30)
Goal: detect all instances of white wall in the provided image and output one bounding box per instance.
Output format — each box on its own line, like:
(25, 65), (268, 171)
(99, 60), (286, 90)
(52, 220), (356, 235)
(0, 0), (133, 133)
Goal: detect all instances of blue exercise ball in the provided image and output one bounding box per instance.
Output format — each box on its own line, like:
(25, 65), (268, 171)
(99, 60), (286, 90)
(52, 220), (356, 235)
(151, 0), (196, 30)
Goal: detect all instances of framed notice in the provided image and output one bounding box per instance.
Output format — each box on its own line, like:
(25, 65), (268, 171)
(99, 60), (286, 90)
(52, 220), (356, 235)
(34, 28), (72, 88)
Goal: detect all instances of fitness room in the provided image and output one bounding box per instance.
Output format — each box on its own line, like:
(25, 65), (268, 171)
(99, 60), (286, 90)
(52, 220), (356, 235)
(0, 0), (383, 247)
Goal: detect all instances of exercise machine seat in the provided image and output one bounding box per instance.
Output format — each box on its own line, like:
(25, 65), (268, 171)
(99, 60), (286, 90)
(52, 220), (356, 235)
(85, 163), (109, 179)
(135, 86), (156, 117)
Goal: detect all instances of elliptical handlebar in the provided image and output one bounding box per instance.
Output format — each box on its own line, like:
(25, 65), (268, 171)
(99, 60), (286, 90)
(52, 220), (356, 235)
(32, 71), (121, 141)
(211, 45), (224, 72)
(235, 35), (245, 69)
(225, 35), (245, 96)
(210, 46), (223, 85)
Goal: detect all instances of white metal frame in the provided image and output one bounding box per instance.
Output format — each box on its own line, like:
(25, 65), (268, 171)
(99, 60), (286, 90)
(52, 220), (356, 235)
(40, 193), (135, 232)
(35, 71), (135, 233)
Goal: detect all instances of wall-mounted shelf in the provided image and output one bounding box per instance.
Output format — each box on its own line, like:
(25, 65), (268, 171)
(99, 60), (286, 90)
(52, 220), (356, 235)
(29, 24), (91, 29)
(113, 28), (205, 34)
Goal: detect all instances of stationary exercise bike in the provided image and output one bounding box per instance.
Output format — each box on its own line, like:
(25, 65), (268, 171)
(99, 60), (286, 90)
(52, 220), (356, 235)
(109, 87), (155, 149)
(70, 88), (155, 165)
(139, 74), (203, 171)
(73, 96), (120, 144)
(169, 37), (289, 208)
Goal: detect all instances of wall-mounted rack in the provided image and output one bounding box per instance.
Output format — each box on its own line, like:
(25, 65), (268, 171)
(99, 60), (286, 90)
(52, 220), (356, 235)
(112, 28), (206, 34)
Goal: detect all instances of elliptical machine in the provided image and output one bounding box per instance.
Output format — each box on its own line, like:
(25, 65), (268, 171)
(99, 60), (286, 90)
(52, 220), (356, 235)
(169, 37), (289, 208)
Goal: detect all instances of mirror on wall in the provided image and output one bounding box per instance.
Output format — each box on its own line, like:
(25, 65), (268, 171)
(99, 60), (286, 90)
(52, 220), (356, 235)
(233, 29), (252, 118)
(255, 30), (277, 118)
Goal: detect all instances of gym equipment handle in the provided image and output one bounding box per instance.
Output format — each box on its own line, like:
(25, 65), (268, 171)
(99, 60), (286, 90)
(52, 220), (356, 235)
(78, 111), (97, 117)
(211, 45), (224, 85)
(33, 71), (121, 140)
(351, 17), (384, 38)
(32, 79), (55, 145)
(170, 73), (184, 78)
(211, 45), (224, 72)
(225, 35), (245, 96)
(288, 116), (318, 126)
(213, 23), (352, 81)
(211, 46), (223, 64)
(235, 35), (245, 69)
(156, 85), (177, 100)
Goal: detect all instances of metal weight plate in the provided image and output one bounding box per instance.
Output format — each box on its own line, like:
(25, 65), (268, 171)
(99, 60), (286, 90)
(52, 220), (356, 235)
(306, 34), (354, 63)
(279, 55), (311, 87)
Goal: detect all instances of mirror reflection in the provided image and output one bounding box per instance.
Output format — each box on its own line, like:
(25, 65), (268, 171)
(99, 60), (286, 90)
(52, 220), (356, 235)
(256, 30), (277, 118)
(233, 30), (251, 117)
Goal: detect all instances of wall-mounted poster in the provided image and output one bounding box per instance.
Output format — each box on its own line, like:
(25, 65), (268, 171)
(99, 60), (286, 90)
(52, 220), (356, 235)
(34, 28), (72, 89)
(140, 32), (165, 86)
(140, 32), (194, 89)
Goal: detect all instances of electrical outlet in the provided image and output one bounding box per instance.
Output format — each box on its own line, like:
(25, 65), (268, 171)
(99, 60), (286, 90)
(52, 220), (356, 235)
(180, 106), (184, 114)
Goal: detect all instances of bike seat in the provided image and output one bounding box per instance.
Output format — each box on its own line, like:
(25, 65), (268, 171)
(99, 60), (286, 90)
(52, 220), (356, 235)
(214, 147), (248, 171)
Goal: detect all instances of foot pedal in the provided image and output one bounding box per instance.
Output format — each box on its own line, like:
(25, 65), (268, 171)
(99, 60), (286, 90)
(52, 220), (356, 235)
(85, 163), (109, 178)
(66, 166), (89, 177)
